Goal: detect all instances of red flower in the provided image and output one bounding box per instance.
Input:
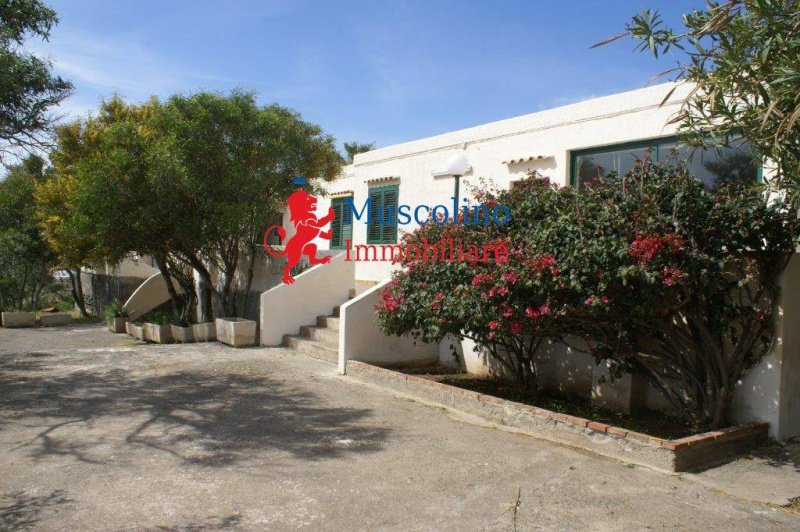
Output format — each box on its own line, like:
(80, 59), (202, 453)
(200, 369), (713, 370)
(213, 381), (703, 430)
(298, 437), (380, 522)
(525, 307), (539, 320)
(489, 320), (500, 330)
(509, 320), (522, 334)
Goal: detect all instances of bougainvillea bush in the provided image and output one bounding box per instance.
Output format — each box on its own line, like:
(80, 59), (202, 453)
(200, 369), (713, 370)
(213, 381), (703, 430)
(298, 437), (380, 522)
(377, 163), (799, 430)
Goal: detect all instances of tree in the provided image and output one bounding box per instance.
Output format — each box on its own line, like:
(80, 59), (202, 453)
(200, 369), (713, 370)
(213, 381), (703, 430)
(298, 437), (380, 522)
(596, 0), (800, 194)
(42, 92), (343, 323)
(342, 141), (375, 163)
(156, 91), (342, 318)
(0, 155), (57, 310)
(0, 0), (72, 165)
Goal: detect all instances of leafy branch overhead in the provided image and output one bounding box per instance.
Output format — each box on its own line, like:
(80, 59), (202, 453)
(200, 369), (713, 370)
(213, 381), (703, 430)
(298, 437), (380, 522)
(0, 0), (72, 165)
(595, 0), (800, 193)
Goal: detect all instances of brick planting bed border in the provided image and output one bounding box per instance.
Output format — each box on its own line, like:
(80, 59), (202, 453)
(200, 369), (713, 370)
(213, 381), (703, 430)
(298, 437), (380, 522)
(346, 360), (768, 472)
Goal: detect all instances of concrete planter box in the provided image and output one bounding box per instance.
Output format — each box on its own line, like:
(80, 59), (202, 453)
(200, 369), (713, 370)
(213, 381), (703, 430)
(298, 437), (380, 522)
(346, 361), (769, 473)
(40, 313), (72, 326)
(144, 323), (173, 344)
(128, 323), (145, 341)
(215, 317), (256, 347)
(171, 324), (194, 343)
(108, 316), (128, 333)
(1, 312), (36, 328)
(192, 322), (216, 342)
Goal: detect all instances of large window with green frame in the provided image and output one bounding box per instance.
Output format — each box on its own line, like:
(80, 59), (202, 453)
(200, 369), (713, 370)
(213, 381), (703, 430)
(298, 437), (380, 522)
(330, 195), (353, 250)
(570, 136), (760, 189)
(367, 184), (399, 245)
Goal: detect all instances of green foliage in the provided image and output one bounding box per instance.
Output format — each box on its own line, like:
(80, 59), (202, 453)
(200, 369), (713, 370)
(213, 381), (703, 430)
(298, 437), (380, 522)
(144, 311), (171, 325)
(41, 91), (343, 321)
(598, 0), (800, 194)
(0, 155), (57, 310)
(103, 300), (128, 319)
(0, 0), (71, 165)
(342, 141), (375, 163)
(378, 165), (799, 428)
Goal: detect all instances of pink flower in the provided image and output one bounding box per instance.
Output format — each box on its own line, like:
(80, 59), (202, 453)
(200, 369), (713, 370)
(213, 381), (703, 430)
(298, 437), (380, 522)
(525, 307), (539, 320)
(538, 303), (551, 316)
(489, 320), (500, 330)
(510, 320), (522, 334)
(503, 306), (515, 318)
(502, 272), (519, 285)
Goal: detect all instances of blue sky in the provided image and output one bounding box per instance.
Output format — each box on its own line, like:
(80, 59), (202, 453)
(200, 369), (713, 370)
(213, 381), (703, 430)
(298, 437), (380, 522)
(32, 1), (704, 150)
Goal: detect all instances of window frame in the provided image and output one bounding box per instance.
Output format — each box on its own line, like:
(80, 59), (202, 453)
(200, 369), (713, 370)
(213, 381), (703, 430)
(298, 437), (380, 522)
(569, 135), (763, 187)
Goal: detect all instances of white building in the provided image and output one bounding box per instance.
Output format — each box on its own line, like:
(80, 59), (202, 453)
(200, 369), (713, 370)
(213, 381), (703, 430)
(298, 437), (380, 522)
(260, 82), (800, 440)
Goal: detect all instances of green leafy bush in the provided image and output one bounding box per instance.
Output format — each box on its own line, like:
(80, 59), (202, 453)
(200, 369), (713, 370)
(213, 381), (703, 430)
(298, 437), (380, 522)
(103, 300), (128, 319)
(378, 164), (800, 429)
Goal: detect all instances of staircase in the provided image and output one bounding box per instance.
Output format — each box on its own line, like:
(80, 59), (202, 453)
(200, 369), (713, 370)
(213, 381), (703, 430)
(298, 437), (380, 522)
(282, 306), (341, 364)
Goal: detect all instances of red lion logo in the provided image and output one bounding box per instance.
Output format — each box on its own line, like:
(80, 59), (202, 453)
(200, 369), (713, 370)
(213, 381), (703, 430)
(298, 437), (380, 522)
(263, 189), (335, 284)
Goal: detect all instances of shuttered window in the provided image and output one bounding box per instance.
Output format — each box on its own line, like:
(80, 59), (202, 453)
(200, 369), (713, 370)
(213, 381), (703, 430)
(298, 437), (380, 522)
(330, 196), (353, 250)
(367, 184), (398, 244)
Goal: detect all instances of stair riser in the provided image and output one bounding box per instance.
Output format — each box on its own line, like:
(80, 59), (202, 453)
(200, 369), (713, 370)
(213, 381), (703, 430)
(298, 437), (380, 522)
(316, 316), (340, 330)
(283, 335), (338, 364)
(299, 326), (339, 348)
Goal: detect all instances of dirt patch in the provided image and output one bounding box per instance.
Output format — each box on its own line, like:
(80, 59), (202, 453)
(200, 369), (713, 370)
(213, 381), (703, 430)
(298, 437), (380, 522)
(401, 368), (694, 439)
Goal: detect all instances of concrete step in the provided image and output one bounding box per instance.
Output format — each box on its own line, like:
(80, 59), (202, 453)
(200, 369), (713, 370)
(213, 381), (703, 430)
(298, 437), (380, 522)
(316, 315), (340, 330)
(299, 325), (339, 348)
(283, 335), (338, 364)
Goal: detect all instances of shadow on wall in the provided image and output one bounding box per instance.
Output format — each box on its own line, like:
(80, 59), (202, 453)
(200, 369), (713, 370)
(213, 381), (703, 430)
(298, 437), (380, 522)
(0, 353), (389, 467)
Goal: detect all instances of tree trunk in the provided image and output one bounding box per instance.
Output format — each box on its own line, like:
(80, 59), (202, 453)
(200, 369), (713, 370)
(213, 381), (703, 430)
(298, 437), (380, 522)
(242, 244), (258, 318)
(155, 256), (182, 319)
(188, 256), (214, 323)
(67, 269), (89, 317)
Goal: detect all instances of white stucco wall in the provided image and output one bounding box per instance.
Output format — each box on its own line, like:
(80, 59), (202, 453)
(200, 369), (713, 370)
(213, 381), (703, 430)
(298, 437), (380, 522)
(260, 252), (354, 346)
(339, 279), (439, 373)
(343, 82), (689, 282)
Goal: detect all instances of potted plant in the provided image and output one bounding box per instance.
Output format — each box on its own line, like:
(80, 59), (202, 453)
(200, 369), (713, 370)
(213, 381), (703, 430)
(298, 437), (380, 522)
(171, 318), (194, 343)
(192, 320), (216, 342)
(104, 301), (129, 333)
(215, 317), (257, 347)
(144, 312), (173, 344)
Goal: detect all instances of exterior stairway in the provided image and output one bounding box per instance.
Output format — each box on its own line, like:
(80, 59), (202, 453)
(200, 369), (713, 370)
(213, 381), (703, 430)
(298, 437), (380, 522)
(282, 306), (341, 364)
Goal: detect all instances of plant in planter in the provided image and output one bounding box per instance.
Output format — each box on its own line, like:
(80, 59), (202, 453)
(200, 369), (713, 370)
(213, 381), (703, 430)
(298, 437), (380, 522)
(144, 312), (173, 344)
(171, 317), (194, 343)
(215, 317), (257, 347)
(104, 301), (129, 333)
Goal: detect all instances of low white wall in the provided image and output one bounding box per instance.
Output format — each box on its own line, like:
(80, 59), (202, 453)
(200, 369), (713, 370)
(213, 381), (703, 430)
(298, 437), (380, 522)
(339, 279), (439, 373)
(730, 252), (800, 439)
(260, 253), (354, 346)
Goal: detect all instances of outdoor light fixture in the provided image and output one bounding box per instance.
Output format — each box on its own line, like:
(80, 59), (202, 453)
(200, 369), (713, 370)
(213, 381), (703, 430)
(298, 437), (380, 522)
(432, 152), (472, 206)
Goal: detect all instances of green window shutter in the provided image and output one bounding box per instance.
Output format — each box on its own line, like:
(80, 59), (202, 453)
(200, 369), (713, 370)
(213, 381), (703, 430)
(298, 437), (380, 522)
(381, 185), (398, 244)
(367, 189), (383, 244)
(330, 199), (344, 249)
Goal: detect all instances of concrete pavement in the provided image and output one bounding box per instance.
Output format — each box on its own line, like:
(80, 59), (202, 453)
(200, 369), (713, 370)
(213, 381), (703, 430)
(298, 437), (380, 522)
(1, 324), (798, 530)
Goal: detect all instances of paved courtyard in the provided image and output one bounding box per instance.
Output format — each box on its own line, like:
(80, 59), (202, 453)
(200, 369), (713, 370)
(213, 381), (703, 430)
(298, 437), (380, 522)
(1, 324), (799, 530)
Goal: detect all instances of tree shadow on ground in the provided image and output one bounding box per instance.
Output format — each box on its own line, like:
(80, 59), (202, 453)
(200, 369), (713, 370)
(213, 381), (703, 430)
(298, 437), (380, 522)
(0, 490), (71, 530)
(0, 352), (389, 467)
